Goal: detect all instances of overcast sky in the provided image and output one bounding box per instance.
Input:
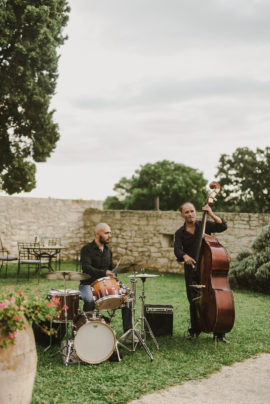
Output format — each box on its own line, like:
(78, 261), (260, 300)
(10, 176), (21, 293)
(12, 0), (270, 201)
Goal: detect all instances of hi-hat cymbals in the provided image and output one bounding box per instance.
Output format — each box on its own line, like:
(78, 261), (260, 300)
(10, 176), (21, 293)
(45, 271), (90, 281)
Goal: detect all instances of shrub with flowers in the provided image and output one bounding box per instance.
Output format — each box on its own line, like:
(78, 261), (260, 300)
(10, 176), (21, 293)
(0, 287), (60, 349)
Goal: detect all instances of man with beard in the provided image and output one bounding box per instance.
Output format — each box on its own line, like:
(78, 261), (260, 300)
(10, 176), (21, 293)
(79, 222), (132, 333)
(174, 203), (229, 343)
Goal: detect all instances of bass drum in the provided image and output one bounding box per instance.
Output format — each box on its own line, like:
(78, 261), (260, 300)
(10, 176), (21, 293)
(73, 312), (116, 364)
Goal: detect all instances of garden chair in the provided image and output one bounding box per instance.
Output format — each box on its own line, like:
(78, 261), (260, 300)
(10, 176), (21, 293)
(48, 237), (62, 270)
(0, 236), (17, 277)
(17, 242), (49, 281)
(75, 250), (82, 272)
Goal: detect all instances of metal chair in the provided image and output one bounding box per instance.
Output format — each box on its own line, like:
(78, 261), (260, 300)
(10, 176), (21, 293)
(48, 238), (62, 270)
(0, 237), (17, 277)
(75, 250), (82, 272)
(17, 242), (49, 281)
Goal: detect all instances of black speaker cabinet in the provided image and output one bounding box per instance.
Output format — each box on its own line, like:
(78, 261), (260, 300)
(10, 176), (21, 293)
(144, 304), (173, 336)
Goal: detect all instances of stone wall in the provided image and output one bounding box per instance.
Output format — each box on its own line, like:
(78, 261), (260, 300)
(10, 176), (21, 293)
(0, 196), (103, 261)
(1, 195), (270, 273)
(82, 209), (270, 273)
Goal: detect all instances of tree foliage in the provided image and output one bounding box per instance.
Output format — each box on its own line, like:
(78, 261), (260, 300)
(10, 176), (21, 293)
(229, 224), (270, 294)
(0, 0), (70, 193)
(103, 160), (208, 211)
(215, 147), (270, 213)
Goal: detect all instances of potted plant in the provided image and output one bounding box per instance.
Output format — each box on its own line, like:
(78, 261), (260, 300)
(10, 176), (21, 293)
(0, 287), (59, 404)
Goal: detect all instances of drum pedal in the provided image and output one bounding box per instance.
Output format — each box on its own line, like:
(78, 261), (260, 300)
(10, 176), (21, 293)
(60, 339), (80, 366)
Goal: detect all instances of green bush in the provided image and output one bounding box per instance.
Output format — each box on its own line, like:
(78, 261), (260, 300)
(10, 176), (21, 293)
(252, 224), (270, 251)
(229, 224), (270, 293)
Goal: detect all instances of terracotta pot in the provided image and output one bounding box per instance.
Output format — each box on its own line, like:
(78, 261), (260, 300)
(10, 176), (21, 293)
(0, 318), (37, 404)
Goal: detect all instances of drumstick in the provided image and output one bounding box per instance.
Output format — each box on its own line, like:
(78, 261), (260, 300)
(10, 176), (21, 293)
(115, 258), (121, 268)
(112, 258), (121, 273)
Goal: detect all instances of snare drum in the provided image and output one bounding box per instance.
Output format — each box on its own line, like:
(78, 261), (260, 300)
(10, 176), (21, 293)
(91, 277), (123, 310)
(73, 312), (116, 364)
(47, 289), (80, 322)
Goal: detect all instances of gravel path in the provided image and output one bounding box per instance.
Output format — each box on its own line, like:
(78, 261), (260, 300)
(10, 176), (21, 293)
(129, 353), (270, 404)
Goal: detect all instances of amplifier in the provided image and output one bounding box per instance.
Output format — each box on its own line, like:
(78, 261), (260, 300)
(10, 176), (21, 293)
(144, 304), (173, 336)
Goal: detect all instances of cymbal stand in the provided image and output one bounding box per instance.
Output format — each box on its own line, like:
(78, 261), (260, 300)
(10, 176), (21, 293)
(118, 272), (154, 361)
(60, 273), (77, 366)
(45, 274), (74, 365)
(44, 283), (69, 353)
(135, 276), (159, 351)
(43, 318), (53, 352)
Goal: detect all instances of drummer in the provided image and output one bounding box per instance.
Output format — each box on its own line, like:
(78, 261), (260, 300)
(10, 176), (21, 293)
(79, 222), (132, 332)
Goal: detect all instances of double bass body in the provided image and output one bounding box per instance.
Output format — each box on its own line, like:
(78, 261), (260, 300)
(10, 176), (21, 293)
(194, 233), (235, 334)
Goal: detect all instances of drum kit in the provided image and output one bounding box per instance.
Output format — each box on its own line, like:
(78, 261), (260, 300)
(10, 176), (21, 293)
(45, 269), (160, 365)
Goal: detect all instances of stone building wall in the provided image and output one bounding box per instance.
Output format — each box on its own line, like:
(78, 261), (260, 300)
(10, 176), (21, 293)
(0, 196), (103, 261)
(1, 195), (270, 273)
(82, 209), (270, 273)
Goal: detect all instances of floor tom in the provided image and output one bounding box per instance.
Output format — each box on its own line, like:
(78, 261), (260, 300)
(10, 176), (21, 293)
(47, 289), (80, 322)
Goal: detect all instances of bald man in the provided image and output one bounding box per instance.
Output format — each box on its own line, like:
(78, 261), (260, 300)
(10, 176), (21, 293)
(79, 223), (114, 311)
(79, 223), (131, 332)
(174, 202), (229, 342)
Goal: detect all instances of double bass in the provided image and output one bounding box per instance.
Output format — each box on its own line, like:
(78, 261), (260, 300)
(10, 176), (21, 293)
(191, 181), (235, 334)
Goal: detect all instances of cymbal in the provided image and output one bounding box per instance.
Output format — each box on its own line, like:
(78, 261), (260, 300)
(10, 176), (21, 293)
(45, 271), (90, 281)
(113, 262), (154, 274)
(112, 265), (134, 274)
(128, 273), (160, 279)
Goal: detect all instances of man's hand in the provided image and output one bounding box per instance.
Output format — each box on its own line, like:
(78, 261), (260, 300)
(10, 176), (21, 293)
(106, 270), (115, 277)
(202, 204), (222, 223)
(202, 204), (213, 216)
(183, 254), (196, 267)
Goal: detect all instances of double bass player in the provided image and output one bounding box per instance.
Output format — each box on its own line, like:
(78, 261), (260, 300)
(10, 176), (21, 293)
(174, 202), (230, 342)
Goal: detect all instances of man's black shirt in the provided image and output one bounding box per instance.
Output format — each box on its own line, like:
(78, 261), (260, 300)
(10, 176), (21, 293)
(80, 240), (113, 285)
(174, 219), (227, 262)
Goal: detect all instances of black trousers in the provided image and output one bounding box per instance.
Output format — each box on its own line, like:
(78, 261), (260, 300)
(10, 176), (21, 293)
(184, 264), (200, 333)
(121, 306), (132, 333)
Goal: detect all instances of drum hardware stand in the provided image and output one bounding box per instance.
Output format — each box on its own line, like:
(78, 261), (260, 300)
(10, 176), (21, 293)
(113, 341), (122, 362)
(105, 309), (122, 362)
(44, 271), (91, 365)
(118, 273), (154, 361)
(60, 278), (78, 366)
(106, 309), (117, 323)
(43, 319), (54, 352)
(135, 274), (159, 351)
(45, 274), (73, 363)
(44, 290), (69, 353)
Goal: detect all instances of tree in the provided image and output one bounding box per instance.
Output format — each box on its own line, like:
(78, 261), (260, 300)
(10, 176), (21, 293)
(103, 160), (208, 210)
(215, 147), (270, 213)
(0, 0), (70, 194)
(103, 196), (125, 210)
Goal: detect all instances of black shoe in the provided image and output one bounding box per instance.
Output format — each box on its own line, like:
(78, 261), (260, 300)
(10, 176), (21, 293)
(219, 336), (230, 343)
(187, 330), (200, 340)
(213, 334), (230, 343)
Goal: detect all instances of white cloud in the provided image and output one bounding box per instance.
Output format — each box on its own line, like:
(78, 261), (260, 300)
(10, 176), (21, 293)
(8, 0), (270, 201)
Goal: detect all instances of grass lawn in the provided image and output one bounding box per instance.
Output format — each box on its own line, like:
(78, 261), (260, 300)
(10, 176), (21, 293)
(1, 262), (270, 404)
